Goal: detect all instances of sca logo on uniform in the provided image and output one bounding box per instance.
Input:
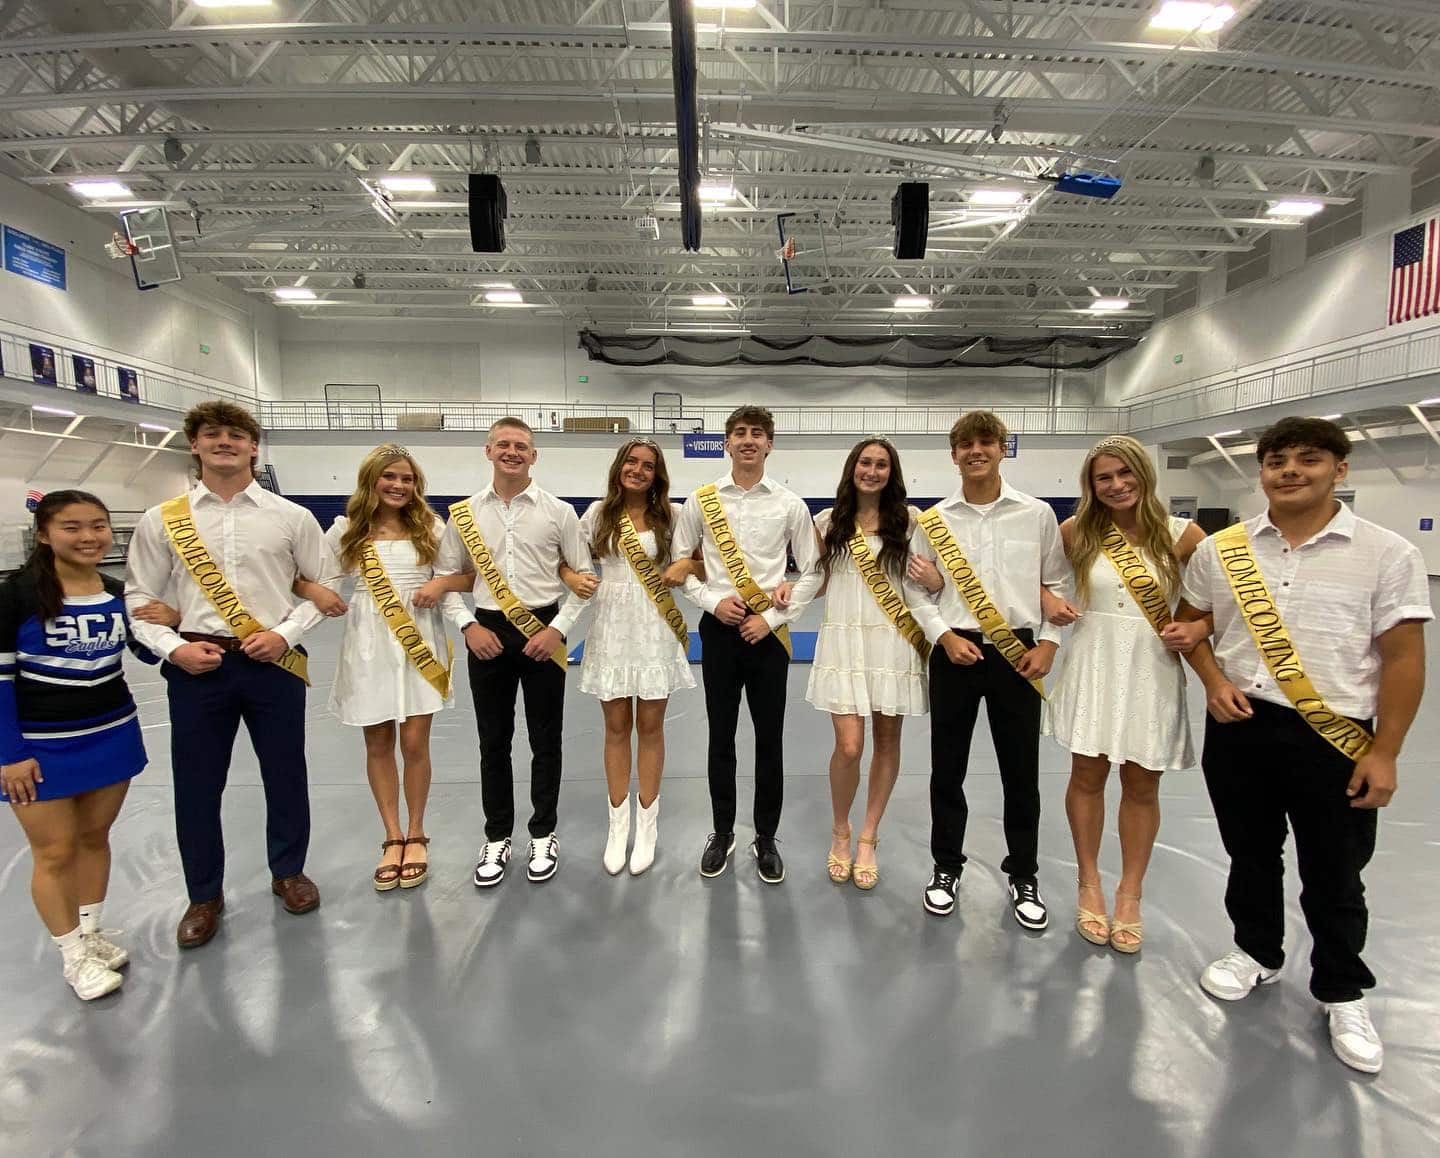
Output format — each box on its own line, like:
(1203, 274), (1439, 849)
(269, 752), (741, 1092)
(46, 612), (125, 655)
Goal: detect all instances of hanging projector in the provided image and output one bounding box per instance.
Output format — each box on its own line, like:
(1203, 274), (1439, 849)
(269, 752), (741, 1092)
(1043, 170), (1122, 199)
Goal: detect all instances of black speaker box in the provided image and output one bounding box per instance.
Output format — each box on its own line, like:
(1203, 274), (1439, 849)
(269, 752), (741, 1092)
(892, 181), (929, 259)
(469, 173), (507, 252)
(1196, 507), (1232, 535)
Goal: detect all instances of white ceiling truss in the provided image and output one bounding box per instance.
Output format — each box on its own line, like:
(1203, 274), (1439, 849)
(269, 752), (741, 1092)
(1, 0), (1438, 334)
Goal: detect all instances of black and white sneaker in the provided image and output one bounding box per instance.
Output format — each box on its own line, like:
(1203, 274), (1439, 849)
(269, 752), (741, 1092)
(752, 835), (785, 884)
(527, 833), (560, 882)
(700, 832), (736, 877)
(923, 868), (959, 916)
(1008, 876), (1048, 929)
(473, 838), (512, 888)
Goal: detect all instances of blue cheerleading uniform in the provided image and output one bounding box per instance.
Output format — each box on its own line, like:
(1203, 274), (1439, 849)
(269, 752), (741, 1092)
(0, 572), (155, 802)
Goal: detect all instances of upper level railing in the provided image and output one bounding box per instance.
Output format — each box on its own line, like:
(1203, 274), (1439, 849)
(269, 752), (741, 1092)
(5, 320), (1440, 438)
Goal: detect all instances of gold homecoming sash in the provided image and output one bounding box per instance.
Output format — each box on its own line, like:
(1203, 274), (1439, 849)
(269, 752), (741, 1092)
(917, 506), (1044, 697)
(617, 512), (689, 648)
(695, 483), (792, 657)
(449, 499), (568, 670)
(159, 494), (310, 684)
(357, 540), (455, 699)
(847, 526), (931, 663)
(1098, 522), (1175, 641)
(1212, 522), (1373, 761)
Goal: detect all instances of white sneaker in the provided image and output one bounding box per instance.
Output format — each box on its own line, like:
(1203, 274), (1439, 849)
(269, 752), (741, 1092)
(64, 955), (123, 1001)
(473, 837), (512, 888)
(1324, 998), (1384, 1073)
(83, 930), (129, 971)
(528, 833), (560, 882)
(603, 798), (630, 875)
(1200, 948), (1281, 1001)
(630, 796), (659, 876)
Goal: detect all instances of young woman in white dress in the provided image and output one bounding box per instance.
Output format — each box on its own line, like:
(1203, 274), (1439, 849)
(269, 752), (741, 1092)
(1044, 435), (1206, 951)
(577, 438), (696, 876)
(804, 438), (932, 890)
(303, 444), (467, 891)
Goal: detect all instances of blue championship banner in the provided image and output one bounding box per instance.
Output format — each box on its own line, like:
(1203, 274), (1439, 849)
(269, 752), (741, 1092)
(3, 224), (67, 291)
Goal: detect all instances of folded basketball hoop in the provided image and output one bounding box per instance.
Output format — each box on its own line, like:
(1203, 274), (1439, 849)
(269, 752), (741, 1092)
(105, 231), (138, 260)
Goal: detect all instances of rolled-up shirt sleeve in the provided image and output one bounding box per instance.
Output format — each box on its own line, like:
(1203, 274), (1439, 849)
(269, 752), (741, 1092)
(1374, 538), (1434, 634)
(124, 509), (187, 661)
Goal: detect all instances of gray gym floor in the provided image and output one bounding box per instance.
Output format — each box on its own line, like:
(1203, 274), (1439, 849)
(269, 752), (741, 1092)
(2, 595), (1438, 1158)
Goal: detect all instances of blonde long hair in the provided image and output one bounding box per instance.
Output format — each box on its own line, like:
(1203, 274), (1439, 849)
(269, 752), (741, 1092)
(337, 444), (438, 570)
(1069, 435), (1180, 607)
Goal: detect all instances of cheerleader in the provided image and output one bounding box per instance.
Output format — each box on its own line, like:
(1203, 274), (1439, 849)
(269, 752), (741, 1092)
(577, 438), (695, 875)
(2, 492), (154, 1000)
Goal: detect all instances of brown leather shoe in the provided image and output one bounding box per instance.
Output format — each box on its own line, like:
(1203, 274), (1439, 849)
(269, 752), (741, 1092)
(177, 896), (225, 949)
(271, 873), (320, 914)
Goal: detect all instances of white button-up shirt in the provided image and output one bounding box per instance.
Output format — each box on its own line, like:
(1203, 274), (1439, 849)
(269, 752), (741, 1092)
(905, 481), (1069, 647)
(1182, 504), (1432, 719)
(125, 479), (341, 661)
(433, 481), (591, 637)
(671, 472), (823, 628)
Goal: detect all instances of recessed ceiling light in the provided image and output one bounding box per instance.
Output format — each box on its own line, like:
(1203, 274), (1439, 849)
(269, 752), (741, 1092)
(1316, 413), (1343, 420)
(273, 286), (317, 300)
(893, 295), (932, 309)
(1090, 297), (1131, 311)
(247, 241), (290, 251)
(377, 175), (436, 193)
(969, 189), (1026, 206)
(473, 281), (515, 289)
(138, 422), (171, 432)
(694, 0), (758, 8)
(70, 180), (132, 198)
(1148, 2), (1236, 33)
(1108, 252), (1147, 264)
(192, 1), (276, 8)
(692, 294), (731, 307)
(1266, 199), (1325, 218)
(32, 404), (76, 417)
(698, 180), (736, 202)
(1213, 429), (1243, 437)
(1420, 397), (1440, 406)
(484, 289), (524, 303)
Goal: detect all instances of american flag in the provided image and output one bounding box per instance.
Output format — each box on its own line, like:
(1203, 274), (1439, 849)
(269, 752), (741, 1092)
(1389, 219), (1440, 325)
(25, 489), (44, 511)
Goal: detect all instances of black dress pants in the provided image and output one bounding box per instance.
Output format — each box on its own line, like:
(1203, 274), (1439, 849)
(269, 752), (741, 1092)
(699, 612), (789, 837)
(1202, 697), (1378, 1003)
(468, 603), (566, 842)
(928, 629), (1042, 878)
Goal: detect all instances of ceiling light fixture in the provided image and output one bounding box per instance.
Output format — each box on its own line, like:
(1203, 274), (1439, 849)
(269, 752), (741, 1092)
(32, 404), (76, 417)
(377, 175), (436, 193)
(1266, 199), (1325, 218)
(273, 286), (317, 300)
(1213, 428), (1243, 437)
(138, 422), (171, 432)
(70, 180), (132, 198)
(1148, 2), (1237, 33)
(893, 295), (933, 309)
(192, 1), (275, 8)
(692, 294), (731, 307)
(1316, 413), (1343, 420)
(484, 289), (524, 304)
(1420, 397), (1440, 406)
(698, 180), (737, 202)
(1089, 297), (1131, 311)
(693, 0), (758, 8)
(968, 189), (1026, 207)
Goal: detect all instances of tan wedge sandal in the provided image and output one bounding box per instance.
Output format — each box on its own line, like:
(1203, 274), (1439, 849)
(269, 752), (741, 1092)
(399, 836), (430, 889)
(1109, 889), (1143, 953)
(374, 838), (407, 892)
(827, 824), (853, 884)
(1075, 878), (1111, 946)
(853, 835), (880, 890)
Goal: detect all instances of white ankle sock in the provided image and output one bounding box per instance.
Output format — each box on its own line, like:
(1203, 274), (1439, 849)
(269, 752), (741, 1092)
(53, 926), (86, 967)
(78, 901), (103, 935)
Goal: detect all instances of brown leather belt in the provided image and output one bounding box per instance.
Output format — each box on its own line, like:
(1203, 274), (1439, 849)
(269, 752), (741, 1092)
(179, 631), (245, 652)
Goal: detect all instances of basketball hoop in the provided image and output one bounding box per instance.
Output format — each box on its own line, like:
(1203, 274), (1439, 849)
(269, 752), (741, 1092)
(105, 231), (139, 260)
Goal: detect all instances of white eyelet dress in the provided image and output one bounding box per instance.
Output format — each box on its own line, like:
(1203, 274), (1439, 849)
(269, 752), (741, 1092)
(326, 516), (466, 727)
(804, 509), (929, 718)
(1045, 516), (1195, 771)
(576, 502), (696, 702)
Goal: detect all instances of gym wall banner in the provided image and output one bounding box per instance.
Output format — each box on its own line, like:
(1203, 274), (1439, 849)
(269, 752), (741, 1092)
(117, 367), (140, 402)
(29, 343), (57, 385)
(3, 224), (67, 291)
(683, 433), (726, 458)
(73, 355), (97, 394)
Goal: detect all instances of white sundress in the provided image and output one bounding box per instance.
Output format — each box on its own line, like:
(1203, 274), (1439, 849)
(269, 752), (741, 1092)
(326, 516), (466, 727)
(1045, 516), (1195, 771)
(804, 509), (929, 718)
(576, 502), (696, 702)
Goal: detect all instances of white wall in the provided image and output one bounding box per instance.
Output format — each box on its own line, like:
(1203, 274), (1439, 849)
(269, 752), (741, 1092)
(276, 315), (1093, 409)
(0, 172), (282, 400)
(263, 432), (1096, 503)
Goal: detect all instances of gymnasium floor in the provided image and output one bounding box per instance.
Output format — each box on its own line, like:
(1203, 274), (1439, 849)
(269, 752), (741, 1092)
(2, 597), (1437, 1158)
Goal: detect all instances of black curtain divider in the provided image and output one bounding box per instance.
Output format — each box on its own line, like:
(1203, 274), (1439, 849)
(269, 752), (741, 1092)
(668, 0), (701, 252)
(577, 331), (1138, 371)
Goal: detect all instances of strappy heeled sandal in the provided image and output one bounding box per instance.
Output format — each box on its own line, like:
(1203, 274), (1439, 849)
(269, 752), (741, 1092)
(1075, 878), (1110, 945)
(852, 835), (880, 890)
(1109, 889), (1143, 953)
(399, 836), (430, 889)
(827, 824), (853, 884)
(374, 838), (407, 892)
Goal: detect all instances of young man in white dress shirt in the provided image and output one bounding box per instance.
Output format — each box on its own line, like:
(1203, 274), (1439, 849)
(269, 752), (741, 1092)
(126, 401), (341, 949)
(666, 405), (823, 883)
(906, 410), (1069, 927)
(1177, 417), (1430, 1074)
(429, 417), (593, 887)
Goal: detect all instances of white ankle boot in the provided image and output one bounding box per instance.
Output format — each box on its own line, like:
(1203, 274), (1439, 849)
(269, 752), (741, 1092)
(630, 796), (659, 876)
(603, 797), (631, 875)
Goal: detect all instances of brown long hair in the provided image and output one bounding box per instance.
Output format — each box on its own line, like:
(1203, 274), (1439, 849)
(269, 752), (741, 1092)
(25, 490), (111, 621)
(1069, 435), (1180, 607)
(590, 438), (675, 563)
(823, 438), (911, 578)
(337, 444), (438, 570)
